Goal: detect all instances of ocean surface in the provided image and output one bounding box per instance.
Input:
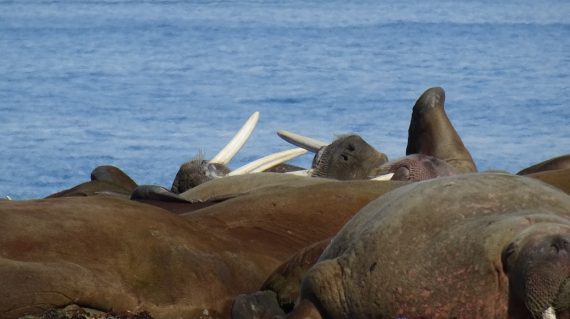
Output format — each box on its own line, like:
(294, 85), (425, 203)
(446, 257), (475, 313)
(1, 0), (569, 199)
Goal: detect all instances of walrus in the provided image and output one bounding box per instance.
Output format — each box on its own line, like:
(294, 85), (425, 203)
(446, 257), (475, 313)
(406, 87), (477, 173)
(277, 87), (476, 181)
(267, 173), (570, 319)
(279, 129), (461, 182)
(231, 169), (570, 318)
(517, 154), (570, 175)
(0, 175), (406, 319)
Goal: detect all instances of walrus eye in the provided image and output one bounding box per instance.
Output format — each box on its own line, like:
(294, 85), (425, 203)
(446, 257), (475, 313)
(502, 243), (517, 273)
(341, 154), (349, 161)
(347, 144), (355, 152)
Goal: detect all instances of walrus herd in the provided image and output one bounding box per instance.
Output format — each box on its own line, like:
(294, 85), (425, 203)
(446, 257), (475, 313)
(2, 87), (569, 319)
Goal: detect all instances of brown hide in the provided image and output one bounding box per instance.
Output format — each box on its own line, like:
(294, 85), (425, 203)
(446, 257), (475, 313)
(526, 168), (570, 194)
(0, 178), (405, 319)
(517, 154), (570, 175)
(179, 173), (331, 202)
(46, 165), (137, 199)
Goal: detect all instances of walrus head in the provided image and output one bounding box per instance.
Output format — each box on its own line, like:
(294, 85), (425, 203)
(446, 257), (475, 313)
(171, 112), (259, 194)
(502, 225), (570, 319)
(311, 134), (388, 180)
(171, 153), (231, 193)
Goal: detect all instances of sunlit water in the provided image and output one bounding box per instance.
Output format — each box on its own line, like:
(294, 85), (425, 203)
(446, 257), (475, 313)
(1, 0), (569, 199)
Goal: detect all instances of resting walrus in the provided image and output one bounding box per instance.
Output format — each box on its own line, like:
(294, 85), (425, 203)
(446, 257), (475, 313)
(277, 173), (570, 319)
(0, 174), (406, 319)
(277, 87), (476, 182)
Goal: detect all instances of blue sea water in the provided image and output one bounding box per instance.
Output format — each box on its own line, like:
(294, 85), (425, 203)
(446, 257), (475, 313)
(1, 0), (569, 199)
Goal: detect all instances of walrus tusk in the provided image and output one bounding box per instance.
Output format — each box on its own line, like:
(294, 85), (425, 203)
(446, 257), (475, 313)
(209, 112), (260, 165)
(371, 173), (395, 181)
(277, 129), (327, 153)
(286, 169), (312, 176)
(228, 148), (308, 176)
(543, 307), (557, 319)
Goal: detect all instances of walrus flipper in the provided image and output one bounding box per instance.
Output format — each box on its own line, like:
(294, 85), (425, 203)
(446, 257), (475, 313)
(406, 87), (477, 173)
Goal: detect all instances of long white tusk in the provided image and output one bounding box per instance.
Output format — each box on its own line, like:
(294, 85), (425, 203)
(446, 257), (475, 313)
(209, 112), (260, 165)
(228, 148), (308, 176)
(277, 130), (327, 153)
(542, 307), (556, 319)
(286, 169), (312, 176)
(371, 173), (394, 181)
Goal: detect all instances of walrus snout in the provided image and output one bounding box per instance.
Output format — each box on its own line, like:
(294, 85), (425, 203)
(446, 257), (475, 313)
(504, 230), (570, 318)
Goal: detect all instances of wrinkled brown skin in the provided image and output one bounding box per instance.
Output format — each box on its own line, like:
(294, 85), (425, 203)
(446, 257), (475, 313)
(517, 154), (570, 175)
(289, 173), (570, 319)
(503, 228), (570, 319)
(311, 134), (389, 180)
(406, 87), (477, 173)
(47, 165), (137, 198)
(0, 174), (406, 319)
